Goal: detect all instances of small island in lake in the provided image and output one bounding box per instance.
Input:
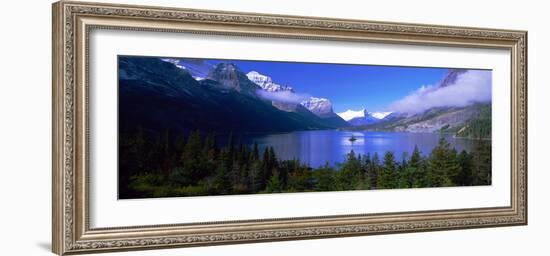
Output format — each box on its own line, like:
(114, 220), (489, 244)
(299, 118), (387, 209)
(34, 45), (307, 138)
(118, 56), (492, 199)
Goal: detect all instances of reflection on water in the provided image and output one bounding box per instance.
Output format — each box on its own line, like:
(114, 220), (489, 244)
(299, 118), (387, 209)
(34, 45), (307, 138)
(242, 130), (474, 168)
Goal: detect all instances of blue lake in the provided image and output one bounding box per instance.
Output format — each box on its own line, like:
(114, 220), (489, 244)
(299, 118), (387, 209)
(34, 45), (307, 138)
(243, 130), (474, 168)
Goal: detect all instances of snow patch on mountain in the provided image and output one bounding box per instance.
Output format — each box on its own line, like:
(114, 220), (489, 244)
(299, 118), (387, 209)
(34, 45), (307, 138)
(337, 109), (393, 126)
(370, 111), (392, 119)
(247, 71), (340, 118)
(161, 58), (212, 81)
(246, 71), (293, 92)
(161, 58), (187, 70)
(300, 97), (333, 117)
(337, 109), (366, 121)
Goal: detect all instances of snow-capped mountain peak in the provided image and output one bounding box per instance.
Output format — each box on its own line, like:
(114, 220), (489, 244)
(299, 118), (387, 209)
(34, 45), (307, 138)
(337, 109), (393, 121)
(246, 71), (336, 119)
(246, 71), (271, 85)
(337, 109), (393, 126)
(337, 109), (367, 121)
(370, 111), (392, 119)
(246, 71), (293, 92)
(300, 97), (333, 117)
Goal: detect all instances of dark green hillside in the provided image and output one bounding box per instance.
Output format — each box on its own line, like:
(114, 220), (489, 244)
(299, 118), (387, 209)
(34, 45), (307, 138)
(454, 104), (491, 139)
(118, 57), (340, 135)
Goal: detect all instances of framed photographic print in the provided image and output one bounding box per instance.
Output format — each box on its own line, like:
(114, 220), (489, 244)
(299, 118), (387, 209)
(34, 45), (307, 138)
(52, 1), (527, 255)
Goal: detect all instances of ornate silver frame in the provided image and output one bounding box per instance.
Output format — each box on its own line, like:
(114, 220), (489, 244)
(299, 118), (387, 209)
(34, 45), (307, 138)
(52, 1), (527, 255)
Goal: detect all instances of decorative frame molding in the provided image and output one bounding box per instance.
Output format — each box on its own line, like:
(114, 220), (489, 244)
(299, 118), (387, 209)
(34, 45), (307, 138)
(52, 1), (527, 255)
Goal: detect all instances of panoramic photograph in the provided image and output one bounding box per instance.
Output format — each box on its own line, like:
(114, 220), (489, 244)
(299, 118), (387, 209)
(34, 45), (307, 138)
(118, 56), (492, 199)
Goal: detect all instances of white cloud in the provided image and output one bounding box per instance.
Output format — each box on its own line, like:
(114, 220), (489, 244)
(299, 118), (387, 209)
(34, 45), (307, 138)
(256, 89), (311, 104)
(387, 70), (492, 114)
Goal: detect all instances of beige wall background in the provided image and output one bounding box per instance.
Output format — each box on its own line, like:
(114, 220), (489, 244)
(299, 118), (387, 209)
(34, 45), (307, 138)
(0, 0), (547, 255)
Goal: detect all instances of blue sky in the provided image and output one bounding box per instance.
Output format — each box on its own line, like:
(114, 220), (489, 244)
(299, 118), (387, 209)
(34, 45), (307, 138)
(207, 59), (449, 113)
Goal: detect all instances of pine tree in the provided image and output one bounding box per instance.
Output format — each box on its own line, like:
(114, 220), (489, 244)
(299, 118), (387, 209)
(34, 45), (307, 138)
(248, 160), (264, 192)
(338, 150), (363, 190)
(149, 133), (164, 174)
(214, 160), (232, 194)
(367, 152), (380, 189)
(226, 132), (234, 151)
(268, 147), (278, 170)
(200, 132), (217, 178)
(472, 139), (491, 185)
(428, 137), (459, 187)
(457, 150), (474, 186)
(159, 129), (174, 175)
(410, 146), (422, 168)
(398, 152), (412, 188)
(262, 147), (271, 182)
(230, 162), (241, 190)
(119, 128), (149, 198)
(251, 142), (259, 161)
(180, 130), (204, 182)
(449, 148), (460, 183)
(378, 152), (397, 189)
(202, 132), (215, 154)
(287, 160), (310, 191)
(361, 153), (372, 189)
(313, 162), (336, 191)
(129, 127), (147, 174)
(409, 146), (427, 188)
(278, 162), (289, 190)
(173, 133), (186, 164)
(265, 170), (282, 193)
(233, 143), (249, 187)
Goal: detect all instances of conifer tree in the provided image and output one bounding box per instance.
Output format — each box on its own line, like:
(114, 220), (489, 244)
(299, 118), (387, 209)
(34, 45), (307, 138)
(265, 170), (282, 193)
(313, 162), (336, 191)
(248, 160), (264, 192)
(361, 153), (372, 188)
(268, 147), (278, 170)
(338, 150), (363, 189)
(214, 160), (231, 194)
(180, 130), (204, 182)
(251, 142), (259, 161)
(409, 146), (427, 187)
(410, 146), (422, 168)
(159, 129), (174, 174)
(398, 152), (412, 188)
(472, 139), (491, 185)
(367, 152), (380, 189)
(378, 152), (397, 189)
(262, 147), (271, 181)
(129, 127), (147, 174)
(457, 150), (474, 186)
(200, 132), (217, 177)
(428, 137), (459, 187)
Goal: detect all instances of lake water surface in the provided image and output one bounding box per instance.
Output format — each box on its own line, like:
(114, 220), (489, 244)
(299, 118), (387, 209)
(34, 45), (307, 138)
(243, 130), (474, 168)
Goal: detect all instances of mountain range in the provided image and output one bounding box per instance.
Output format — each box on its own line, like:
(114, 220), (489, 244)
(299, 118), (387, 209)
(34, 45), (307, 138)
(338, 69), (492, 137)
(119, 56), (350, 135)
(244, 70), (349, 127)
(354, 103), (491, 136)
(119, 57), (490, 138)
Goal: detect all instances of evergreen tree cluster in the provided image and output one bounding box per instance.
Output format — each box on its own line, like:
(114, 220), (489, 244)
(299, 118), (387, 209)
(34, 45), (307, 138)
(119, 129), (491, 199)
(455, 104), (492, 139)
